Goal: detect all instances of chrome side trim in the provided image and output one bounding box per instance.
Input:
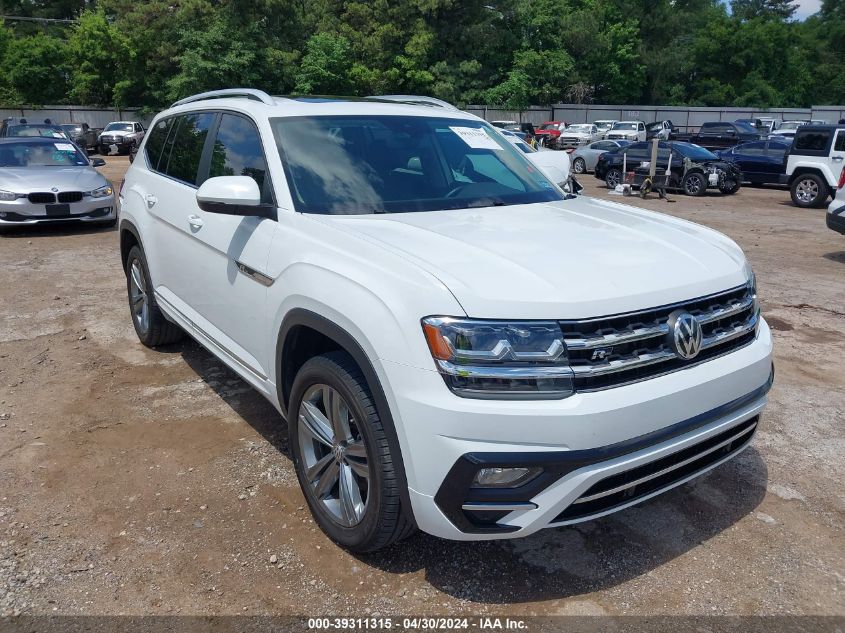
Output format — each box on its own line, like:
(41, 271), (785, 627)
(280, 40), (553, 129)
(236, 261), (274, 287)
(461, 502), (538, 512)
(572, 421), (758, 504)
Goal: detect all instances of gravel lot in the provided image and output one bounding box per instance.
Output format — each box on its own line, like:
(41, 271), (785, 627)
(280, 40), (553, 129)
(0, 156), (842, 618)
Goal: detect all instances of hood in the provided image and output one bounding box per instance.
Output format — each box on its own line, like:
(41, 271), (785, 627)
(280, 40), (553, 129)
(0, 167), (108, 192)
(325, 199), (749, 319)
(100, 130), (132, 138)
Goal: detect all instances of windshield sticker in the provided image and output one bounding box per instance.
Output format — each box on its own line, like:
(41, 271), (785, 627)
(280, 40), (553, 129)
(54, 143), (76, 152)
(449, 126), (503, 151)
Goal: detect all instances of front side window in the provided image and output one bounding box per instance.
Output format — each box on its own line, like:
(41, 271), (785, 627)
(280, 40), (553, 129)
(209, 113), (270, 201)
(271, 116), (561, 215)
(163, 113), (215, 185)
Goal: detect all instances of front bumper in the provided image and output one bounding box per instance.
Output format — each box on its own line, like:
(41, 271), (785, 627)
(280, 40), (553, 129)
(827, 203), (845, 234)
(387, 319), (773, 540)
(0, 196), (116, 225)
(99, 138), (132, 154)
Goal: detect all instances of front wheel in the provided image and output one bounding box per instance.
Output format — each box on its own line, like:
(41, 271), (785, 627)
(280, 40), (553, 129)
(572, 157), (586, 174)
(289, 352), (415, 552)
(605, 168), (623, 189)
(719, 178), (740, 195)
(683, 171), (708, 196)
(790, 173), (828, 208)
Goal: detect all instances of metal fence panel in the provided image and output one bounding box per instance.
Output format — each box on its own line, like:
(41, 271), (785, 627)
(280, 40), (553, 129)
(0, 105), (154, 129)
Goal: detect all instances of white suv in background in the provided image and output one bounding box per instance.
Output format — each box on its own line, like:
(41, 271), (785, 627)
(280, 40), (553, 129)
(119, 89), (773, 552)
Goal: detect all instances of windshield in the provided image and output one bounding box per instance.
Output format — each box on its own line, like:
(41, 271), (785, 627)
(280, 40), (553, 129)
(611, 123), (638, 131)
(595, 122), (613, 129)
(104, 123), (133, 132)
(734, 122), (759, 134)
(568, 125), (593, 133)
(271, 115), (562, 215)
(672, 143), (718, 161)
(778, 122), (801, 131)
(538, 123), (560, 130)
(0, 141), (89, 167)
(61, 124), (81, 133)
(9, 125), (67, 139)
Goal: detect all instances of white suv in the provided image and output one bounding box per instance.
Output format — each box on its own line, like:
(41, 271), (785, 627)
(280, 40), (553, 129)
(119, 89), (773, 552)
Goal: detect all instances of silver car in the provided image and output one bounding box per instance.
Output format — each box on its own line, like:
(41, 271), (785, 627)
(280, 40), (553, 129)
(570, 139), (630, 174)
(0, 138), (115, 229)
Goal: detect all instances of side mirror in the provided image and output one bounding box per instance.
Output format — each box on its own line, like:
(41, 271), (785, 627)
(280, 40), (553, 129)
(196, 176), (275, 219)
(91, 158), (105, 167)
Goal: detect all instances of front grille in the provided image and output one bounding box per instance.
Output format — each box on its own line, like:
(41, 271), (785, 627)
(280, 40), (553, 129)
(57, 191), (83, 203)
(553, 415), (758, 522)
(28, 192), (55, 203)
(561, 283), (758, 391)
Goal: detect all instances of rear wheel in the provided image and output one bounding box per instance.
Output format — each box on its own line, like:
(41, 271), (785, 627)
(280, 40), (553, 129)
(683, 171), (708, 196)
(605, 168), (623, 189)
(289, 352), (415, 552)
(790, 173), (828, 208)
(125, 245), (183, 347)
(572, 157), (586, 174)
(719, 178), (741, 195)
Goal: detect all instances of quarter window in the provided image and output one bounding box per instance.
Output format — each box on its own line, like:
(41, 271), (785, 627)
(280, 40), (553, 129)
(144, 117), (173, 171)
(794, 130), (831, 152)
(834, 132), (845, 152)
(209, 114), (271, 203)
(163, 113), (215, 185)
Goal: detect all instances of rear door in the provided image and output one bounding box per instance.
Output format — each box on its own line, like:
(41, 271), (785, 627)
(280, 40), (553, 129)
(734, 142), (767, 182)
(173, 111), (279, 380)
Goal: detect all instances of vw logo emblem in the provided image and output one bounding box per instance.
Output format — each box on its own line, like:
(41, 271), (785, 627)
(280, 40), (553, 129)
(667, 310), (703, 360)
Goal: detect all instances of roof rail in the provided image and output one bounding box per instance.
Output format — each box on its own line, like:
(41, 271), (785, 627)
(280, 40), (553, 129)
(366, 95), (458, 110)
(171, 88), (276, 108)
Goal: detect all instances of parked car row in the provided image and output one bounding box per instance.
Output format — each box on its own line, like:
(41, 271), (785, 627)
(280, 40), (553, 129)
(1, 117), (145, 156)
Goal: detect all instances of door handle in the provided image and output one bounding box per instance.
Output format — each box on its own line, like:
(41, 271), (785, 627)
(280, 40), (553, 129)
(145, 194), (157, 207)
(832, 156), (844, 161)
(187, 214), (204, 229)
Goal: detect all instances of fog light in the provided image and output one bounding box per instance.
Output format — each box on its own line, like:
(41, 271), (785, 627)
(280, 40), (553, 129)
(471, 467), (542, 489)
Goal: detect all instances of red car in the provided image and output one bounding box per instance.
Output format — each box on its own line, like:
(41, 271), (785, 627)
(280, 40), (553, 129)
(534, 121), (567, 148)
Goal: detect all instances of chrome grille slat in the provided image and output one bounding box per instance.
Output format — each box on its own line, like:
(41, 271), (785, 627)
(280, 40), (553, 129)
(561, 282), (757, 390)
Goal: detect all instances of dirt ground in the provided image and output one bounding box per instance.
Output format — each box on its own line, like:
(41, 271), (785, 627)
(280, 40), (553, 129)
(0, 156), (842, 618)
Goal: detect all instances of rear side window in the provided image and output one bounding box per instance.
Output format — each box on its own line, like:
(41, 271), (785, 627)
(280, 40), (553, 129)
(794, 130), (831, 152)
(144, 118), (172, 171)
(209, 113), (271, 203)
(163, 113), (215, 185)
(739, 142), (766, 156)
(834, 132), (845, 152)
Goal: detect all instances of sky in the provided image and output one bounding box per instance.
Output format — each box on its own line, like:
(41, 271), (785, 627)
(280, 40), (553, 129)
(721, 0), (822, 19)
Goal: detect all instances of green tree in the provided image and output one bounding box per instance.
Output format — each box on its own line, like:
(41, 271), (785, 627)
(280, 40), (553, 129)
(294, 33), (354, 94)
(731, 0), (798, 20)
(4, 32), (69, 104)
(66, 9), (134, 106)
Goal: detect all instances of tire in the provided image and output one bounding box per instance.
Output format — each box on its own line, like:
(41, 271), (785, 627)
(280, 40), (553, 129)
(125, 245), (184, 347)
(605, 168), (623, 189)
(790, 173), (828, 208)
(572, 157), (586, 174)
(683, 171), (708, 197)
(289, 351), (415, 552)
(719, 178), (741, 195)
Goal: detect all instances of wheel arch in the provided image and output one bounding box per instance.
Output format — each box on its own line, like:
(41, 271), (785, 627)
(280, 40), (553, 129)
(119, 218), (143, 273)
(276, 308), (416, 527)
(788, 166), (830, 186)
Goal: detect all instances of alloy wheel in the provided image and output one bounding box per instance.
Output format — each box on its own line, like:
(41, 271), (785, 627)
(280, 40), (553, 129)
(606, 169), (622, 188)
(129, 259), (150, 334)
(573, 158), (586, 174)
(796, 178), (819, 204)
(685, 174), (704, 195)
(298, 384), (370, 527)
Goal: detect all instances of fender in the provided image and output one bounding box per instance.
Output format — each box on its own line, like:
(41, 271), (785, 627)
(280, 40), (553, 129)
(788, 163), (836, 187)
(276, 308), (416, 526)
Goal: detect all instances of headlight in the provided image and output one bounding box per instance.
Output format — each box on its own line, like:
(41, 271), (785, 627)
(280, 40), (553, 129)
(0, 190), (21, 202)
(421, 317), (573, 399)
(88, 185), (113, 198)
